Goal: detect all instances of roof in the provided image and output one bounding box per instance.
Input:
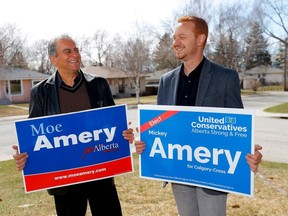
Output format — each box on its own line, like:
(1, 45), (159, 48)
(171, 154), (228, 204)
(145, 68), (171, 81)
(0, 66), (49, 80)
(82, 66), (146, 79)
(245, 66), (284, 75)
(145, 81), (159, 87)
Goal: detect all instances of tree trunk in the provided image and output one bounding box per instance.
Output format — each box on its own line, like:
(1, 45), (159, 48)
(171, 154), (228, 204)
(135, 76), (141, 104)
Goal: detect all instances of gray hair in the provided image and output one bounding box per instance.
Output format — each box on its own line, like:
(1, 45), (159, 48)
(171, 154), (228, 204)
(48, 34), (74, 57)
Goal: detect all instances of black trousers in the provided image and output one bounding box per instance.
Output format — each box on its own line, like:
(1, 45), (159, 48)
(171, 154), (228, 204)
(53, 178), (122, 216)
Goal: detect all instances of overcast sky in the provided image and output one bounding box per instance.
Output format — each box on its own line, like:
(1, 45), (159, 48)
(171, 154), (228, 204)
(0, 0), (184, 44)
(0, 0), (242, 45)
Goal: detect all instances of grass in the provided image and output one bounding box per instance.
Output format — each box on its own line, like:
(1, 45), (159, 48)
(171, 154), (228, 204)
(0, 155), (287, 216)
(264, 102), (288, 113)
(1, 93), (287, 215)
(0, 105), (29, 117)
(0, 96), (157, 117)
(257, 85), (284, 91)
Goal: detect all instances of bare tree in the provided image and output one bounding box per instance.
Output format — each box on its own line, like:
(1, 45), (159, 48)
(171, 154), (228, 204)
(0, 24), (26, 67)
(8, 50), (29, 69)
(27, 39), (54, 74)
(76, 35), (92, 67)
(177, 0), (212, 22)
(255, 0), (288, 90)
(162, 0), (213, 35)
(209, 3), (248, 72)
(112, 22), (153, 103)
(256, 0), (288, 44)
(78, 30), (112, 67)
(92, 30), (112, 66)
(154, 0), (213, 72)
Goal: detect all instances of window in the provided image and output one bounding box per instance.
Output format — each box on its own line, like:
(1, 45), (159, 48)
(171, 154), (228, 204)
(6, 80), (22, 95)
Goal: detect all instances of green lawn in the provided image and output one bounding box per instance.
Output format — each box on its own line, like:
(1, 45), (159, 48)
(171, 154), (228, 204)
(264, 102), (288, 113)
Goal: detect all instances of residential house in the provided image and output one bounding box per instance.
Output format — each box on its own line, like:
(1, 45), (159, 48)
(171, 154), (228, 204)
(145, 68), (171, 95)
(0, 66), (49, 104)
(82, 66), (146, 98)
(242, 66), (284, 89)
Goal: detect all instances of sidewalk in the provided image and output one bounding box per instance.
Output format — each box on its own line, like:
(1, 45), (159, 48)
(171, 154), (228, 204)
(255, 109), (288, 119)
(1, 91), (288, 163)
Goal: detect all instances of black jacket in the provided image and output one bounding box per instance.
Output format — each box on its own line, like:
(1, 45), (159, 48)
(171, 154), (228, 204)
(28, 70), (115, 195)
(29, 70), (115, 118)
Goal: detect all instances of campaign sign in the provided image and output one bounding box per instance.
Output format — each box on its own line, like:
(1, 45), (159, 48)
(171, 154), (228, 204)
(15, 104), (133, 193)
(139, 105), (254, 196)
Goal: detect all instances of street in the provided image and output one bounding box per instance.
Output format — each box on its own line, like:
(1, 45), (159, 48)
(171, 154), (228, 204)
(1, 91), (288, 163)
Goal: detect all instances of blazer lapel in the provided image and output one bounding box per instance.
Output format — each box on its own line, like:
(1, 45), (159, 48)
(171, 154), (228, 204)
(171, 67), (181, 105)
(196, 58), (212, 106)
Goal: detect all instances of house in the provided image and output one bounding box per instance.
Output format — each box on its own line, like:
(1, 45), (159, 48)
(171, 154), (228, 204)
(0, 66), (49, 104)
(242, 66), (284, 89)
(82, 66), (146, 98)
(145, 68), (171, 95)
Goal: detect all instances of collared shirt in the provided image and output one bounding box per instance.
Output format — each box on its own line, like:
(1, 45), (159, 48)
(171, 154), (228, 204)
(176, 57), (205, 106)
(56, 70), (83, 92)
(56, 70), (91, 113)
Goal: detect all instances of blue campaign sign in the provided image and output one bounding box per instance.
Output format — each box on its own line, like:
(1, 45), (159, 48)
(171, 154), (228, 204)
(139, 105), (255, 196)
(15, 104), (133, 192)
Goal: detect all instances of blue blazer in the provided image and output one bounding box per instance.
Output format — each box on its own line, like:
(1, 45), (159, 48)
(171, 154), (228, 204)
(157, 57), (244, 193)
(157, 57), (243, 109)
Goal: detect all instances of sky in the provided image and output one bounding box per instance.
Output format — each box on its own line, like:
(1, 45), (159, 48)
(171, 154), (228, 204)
(3, 0), (281, 52)
(0, 0), (184, 44)
(0, 0), (240, 45)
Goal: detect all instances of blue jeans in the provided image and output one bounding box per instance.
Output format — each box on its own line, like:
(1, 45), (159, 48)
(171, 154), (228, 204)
(172, 183), (227, 216)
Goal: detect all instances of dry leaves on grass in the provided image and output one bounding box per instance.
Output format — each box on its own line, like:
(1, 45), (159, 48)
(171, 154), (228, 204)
(227, 168), (288, 216)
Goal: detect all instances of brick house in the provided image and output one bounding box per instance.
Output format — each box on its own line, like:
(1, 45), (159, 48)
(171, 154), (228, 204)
(0, 66), (49, 104)
(82, 66), (146, 98)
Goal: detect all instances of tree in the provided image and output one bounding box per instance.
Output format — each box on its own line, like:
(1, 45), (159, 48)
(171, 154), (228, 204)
(257, 0), (288, 45)
(92, 30), (112, 66)
(256, 0), (288, 90)
(78, 30), (112, 67)
(0, 24), (26, 67)
(153, 32), (179, 70)
(209, 3), (247, 72)
(244, 21), (271, 70)
(27, 39), (54, 74)
(0, 43), (7, 65)
(112, 23), (153, 104)
(8, 51), (28, 69)
(274, 41), (286, 68)
(156, 0), (213, 71)
(76, 35), (92, 67)
(166, 0), (212, 28)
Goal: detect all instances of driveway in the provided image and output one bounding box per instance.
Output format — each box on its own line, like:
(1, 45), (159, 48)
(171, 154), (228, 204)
(1, 91), (288, 163)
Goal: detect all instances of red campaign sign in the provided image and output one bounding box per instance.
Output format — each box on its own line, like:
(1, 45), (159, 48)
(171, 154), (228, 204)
(140, 110), (179, 133)
(15, 105), (133, 193)
(24, 157), (132, 192)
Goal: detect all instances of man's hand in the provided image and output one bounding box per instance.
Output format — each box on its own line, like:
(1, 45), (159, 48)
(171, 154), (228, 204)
(12, 145), (28, 171)
(246, 144), (263, 172)
(122, 128), (134, 144)
(134, 141), (146, 154)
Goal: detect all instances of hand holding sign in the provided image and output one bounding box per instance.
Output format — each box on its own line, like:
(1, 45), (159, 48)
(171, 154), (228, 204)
(138, 105), (255, 196)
